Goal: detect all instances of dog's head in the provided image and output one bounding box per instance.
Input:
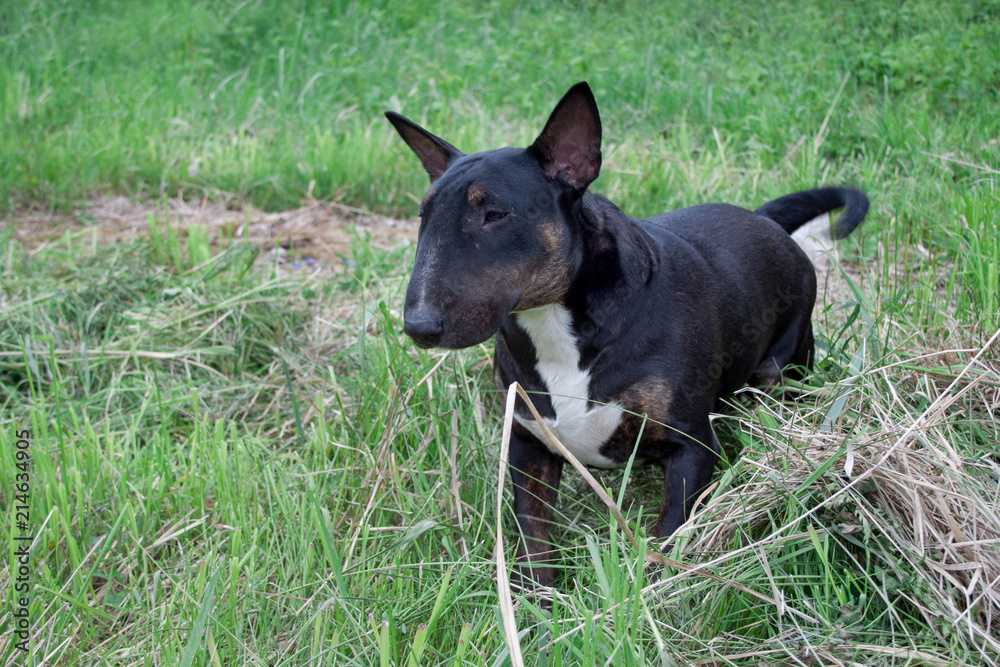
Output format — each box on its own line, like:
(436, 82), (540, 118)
(386, 82), (602, 349)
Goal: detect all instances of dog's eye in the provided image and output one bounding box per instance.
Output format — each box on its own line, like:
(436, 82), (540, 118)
(484, 210), (510, 224)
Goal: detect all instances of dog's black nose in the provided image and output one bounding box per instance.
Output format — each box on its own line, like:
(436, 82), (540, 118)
(404, 314), (444, 348)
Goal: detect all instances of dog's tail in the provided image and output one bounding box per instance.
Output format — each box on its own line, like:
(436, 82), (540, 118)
(755, 187), (869, 239)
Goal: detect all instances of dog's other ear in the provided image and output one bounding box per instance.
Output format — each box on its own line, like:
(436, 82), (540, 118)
(385, 112), (465, 184)
(530, 82), (602, 191)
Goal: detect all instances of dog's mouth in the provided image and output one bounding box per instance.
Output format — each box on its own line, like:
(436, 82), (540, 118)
(404, 295), (518, 351)
(408, 333), (439, 350)
(405, 318), (503, 350)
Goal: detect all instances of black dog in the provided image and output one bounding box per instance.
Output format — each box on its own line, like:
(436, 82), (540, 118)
(386, 82), (867, 587)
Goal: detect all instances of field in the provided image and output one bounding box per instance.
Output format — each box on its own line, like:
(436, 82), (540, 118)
(2, 0), (1000, 664)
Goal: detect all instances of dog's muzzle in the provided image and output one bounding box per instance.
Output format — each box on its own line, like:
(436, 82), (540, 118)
(403, 311), (444, 348)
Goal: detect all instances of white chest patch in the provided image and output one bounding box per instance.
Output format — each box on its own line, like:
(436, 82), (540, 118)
(513, 304), (623, 468)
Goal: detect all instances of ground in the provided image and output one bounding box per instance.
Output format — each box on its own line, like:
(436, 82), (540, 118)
(6, 195), (877, 308)
(5, 194), (420, 264)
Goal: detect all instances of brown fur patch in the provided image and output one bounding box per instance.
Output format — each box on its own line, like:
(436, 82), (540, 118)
(437, 260), (524, 347)
(509, 421), (563, 588)
(538, 220), (562, 253)
(609, 378), (674, 448)
(422, 189), (438, 208)
(466, 184), (485, 205)
(514, 219), (574, 310)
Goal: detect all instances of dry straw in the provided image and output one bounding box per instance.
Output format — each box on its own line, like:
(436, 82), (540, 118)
(495, 325), (1000, 661)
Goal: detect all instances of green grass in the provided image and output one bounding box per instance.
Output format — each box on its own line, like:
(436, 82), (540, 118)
(2, 0), (1000, 664)
(2, 0), (998, 218)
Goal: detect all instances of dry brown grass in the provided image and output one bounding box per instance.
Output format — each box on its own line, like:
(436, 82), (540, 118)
(4, 194), (418, 261)
(499, 313), (1000, 663)
(674, 327), (1000, 660)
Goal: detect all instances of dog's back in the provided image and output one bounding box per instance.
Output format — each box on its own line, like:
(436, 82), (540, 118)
(637, 201), (817, 399)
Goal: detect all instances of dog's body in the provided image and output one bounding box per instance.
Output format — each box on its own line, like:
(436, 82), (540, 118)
(386, 82), (868, 587)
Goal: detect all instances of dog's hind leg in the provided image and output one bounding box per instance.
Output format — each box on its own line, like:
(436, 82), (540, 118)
(750, 315), (815, 388)
(787, 323), (814, 376)
(509, 426), (564, 589)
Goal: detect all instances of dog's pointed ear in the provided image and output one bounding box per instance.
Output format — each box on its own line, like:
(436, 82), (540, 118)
(385, 111), (465, 184)
(530, 82), (602, 191)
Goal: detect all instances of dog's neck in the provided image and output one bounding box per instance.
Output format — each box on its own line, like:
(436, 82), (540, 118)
(503, 193), (660, 364)
(569, 192), (659, 295)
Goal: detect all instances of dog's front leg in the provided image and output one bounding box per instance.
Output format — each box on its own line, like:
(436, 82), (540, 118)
(653, 419), (720, 545)
(508, 425), (564, 589)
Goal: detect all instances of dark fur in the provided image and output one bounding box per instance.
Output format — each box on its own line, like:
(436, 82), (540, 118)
(386, 82), (868, 587)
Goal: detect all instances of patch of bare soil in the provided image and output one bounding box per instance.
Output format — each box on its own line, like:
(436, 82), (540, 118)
(4, 195), (419, 263)
(5, 196), (896, 321)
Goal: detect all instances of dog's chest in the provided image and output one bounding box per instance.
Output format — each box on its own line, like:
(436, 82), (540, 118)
(513, 304), (623, 468)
